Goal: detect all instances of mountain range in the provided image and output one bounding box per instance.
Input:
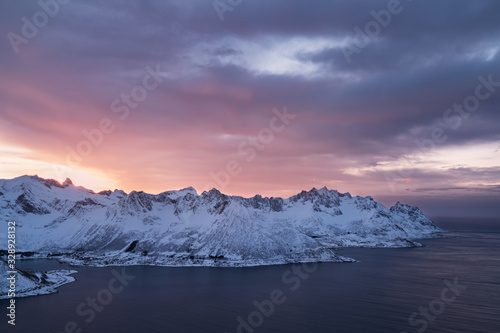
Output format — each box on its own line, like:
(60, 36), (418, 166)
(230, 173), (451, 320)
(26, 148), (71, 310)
(0, 175), (444, 267)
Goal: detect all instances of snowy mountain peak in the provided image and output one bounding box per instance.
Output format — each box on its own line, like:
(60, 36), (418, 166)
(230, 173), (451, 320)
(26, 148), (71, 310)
(8, 175), (73, 190)
(178, 186), (197, 195)
(62, 178), (74, 187)
(202, 188), (224, 197)
(316, 186), (330, 195)
(98, 190), (113, 196)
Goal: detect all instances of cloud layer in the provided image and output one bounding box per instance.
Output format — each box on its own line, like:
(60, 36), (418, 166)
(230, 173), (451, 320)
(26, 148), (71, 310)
(0, 0), (499, 216)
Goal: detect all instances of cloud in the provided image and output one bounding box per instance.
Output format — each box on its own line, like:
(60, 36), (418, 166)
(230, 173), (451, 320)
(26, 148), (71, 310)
(0, 0), (499, 216)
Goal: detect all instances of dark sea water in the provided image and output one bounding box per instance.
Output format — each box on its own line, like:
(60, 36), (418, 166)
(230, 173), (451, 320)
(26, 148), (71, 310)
(1, 217), (499, 333)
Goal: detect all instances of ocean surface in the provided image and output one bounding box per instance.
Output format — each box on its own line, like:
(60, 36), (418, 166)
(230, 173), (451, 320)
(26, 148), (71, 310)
(1, 217), (498, 333)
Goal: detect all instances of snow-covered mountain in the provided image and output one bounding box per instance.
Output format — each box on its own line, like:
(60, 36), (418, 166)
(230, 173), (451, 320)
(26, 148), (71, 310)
(0, 175), (443, 267)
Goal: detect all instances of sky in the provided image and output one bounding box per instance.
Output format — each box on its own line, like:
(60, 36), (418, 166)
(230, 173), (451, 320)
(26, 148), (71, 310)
(0, 0), (499, 217)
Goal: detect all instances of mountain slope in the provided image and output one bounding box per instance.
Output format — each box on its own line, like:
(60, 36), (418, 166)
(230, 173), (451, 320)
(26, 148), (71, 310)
(0, 175), (444, 267)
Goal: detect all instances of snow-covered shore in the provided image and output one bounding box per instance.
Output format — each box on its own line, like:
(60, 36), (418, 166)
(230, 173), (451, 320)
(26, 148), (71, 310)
(0, 259), (77, 299)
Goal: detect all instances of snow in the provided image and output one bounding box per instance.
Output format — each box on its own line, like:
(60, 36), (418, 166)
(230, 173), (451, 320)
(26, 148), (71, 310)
(0, 259), (77, 299)
(0, 175), (445, 267)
